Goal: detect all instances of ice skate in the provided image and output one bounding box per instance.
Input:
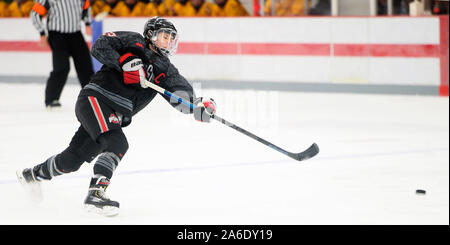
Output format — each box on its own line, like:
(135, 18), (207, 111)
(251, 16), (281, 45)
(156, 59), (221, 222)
(16, 167), (44, 203)
(83, 176), (119, 217)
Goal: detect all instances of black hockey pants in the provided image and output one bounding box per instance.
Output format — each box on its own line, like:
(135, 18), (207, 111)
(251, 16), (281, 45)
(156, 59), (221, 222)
(36, 96), (129, 180)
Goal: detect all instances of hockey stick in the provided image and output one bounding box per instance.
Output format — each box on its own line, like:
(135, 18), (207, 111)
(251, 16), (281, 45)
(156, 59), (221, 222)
(143, 80), (319, 162)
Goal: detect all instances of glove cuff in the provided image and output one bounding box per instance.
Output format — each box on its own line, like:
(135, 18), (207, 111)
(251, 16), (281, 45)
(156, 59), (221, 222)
(193, 97), (216, 122)
(119, 53), (135, 65)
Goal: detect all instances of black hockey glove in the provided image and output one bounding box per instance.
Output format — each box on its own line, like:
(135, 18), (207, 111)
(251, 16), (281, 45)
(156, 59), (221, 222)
(119, 53), (153, 88)
(193, 97), (216, 123)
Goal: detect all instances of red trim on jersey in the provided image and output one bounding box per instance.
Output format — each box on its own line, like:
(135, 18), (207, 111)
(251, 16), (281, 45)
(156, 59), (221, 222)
(136, 42), (144, 49)
(88, 96), (108, 133)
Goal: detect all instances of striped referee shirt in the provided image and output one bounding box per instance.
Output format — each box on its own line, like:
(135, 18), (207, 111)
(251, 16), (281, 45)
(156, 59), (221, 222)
(31, 0), (92, 36)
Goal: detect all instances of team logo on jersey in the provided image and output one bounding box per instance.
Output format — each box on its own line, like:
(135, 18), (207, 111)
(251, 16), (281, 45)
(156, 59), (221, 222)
(146, 64), (154, 81)
(109, 114), (120, 124)
(103, 32), (117, 37)
(154, 72), (165, 84)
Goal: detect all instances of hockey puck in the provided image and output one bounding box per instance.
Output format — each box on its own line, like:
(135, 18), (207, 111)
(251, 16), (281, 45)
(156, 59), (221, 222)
(415, 189), (426, 195)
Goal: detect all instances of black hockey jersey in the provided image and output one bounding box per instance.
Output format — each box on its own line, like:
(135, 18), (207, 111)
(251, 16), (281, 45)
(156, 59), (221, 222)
(79, 31), (196, 127)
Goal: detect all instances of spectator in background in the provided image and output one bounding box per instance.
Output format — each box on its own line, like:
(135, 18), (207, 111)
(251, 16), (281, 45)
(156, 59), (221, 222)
(432, 0), (449, 14)
(264, 0), (305, 16)
(121, 0), (147, 16)
(175, 0), (213, 16)
(30, 0), (94, 109)
(144, 0), (176, 16)
(0, 0), (33, 17)
(92, 0), (146, 17)
(377, 0), (408, 15)
(91, 0), (120, 17)
(308, 0), (330, 15)
(109, 0), (147, 16)
(0, 1), (8, 17)
(5, 0), (33, 17)
(171, 0), (189, 16)
(211, 0), (249, 16)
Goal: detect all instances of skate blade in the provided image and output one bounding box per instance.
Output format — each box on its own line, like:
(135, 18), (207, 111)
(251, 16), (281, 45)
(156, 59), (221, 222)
(84, 204), (119, 217)
(16, 170), (43, 203)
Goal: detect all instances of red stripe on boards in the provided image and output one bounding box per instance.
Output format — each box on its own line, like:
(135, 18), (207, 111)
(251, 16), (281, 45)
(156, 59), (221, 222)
(0, 41), (51, 52)
(0, 41), (440, 58)
(439, 16), (449, 96)
(241, 43), (330, 56)
(333, 44), (440, 57)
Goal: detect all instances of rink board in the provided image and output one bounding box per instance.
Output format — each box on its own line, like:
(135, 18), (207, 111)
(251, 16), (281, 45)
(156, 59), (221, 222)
(0, 16), (448, 95)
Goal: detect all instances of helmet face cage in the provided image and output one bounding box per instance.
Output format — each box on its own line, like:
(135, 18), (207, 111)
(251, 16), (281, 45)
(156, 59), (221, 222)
(151, 28), (179, 57)
(143, 17), (178, 57)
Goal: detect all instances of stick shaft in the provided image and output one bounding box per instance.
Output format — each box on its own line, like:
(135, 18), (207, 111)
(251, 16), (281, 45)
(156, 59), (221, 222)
(211, 114), (290, 156)
(145, 80), (194, 110)
(143, 80), (307, 160)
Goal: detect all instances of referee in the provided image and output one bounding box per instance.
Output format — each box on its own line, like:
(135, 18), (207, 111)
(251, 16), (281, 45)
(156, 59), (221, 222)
(31, 0), (94, 109)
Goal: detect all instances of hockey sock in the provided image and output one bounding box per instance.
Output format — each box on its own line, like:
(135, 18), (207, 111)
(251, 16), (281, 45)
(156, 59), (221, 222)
(94, 130), (128, 179)
(35, 149), (85, 180)
(93, 152), (121, 179)
(35, 155), (58, 180)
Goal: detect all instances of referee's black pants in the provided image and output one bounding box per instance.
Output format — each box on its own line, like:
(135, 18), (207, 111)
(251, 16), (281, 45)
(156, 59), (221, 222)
(46, 31), (94, 105)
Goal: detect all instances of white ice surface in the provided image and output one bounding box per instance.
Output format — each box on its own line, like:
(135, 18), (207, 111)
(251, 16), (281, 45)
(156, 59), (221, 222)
(0, 83), (448, 225)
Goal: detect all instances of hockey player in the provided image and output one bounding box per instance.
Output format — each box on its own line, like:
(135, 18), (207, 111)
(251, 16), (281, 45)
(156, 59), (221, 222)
(16, 16), (217, 216)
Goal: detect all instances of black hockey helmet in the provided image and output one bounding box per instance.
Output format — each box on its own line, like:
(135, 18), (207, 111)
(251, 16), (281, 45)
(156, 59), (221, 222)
(143, 16), (179, 57)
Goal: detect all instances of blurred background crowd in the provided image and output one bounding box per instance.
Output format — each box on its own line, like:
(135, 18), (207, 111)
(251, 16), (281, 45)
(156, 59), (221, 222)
(0, 0), (448, 18)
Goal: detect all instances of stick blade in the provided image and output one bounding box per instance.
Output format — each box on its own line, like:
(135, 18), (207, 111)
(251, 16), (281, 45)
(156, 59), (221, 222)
(289, 143), (320, 161)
